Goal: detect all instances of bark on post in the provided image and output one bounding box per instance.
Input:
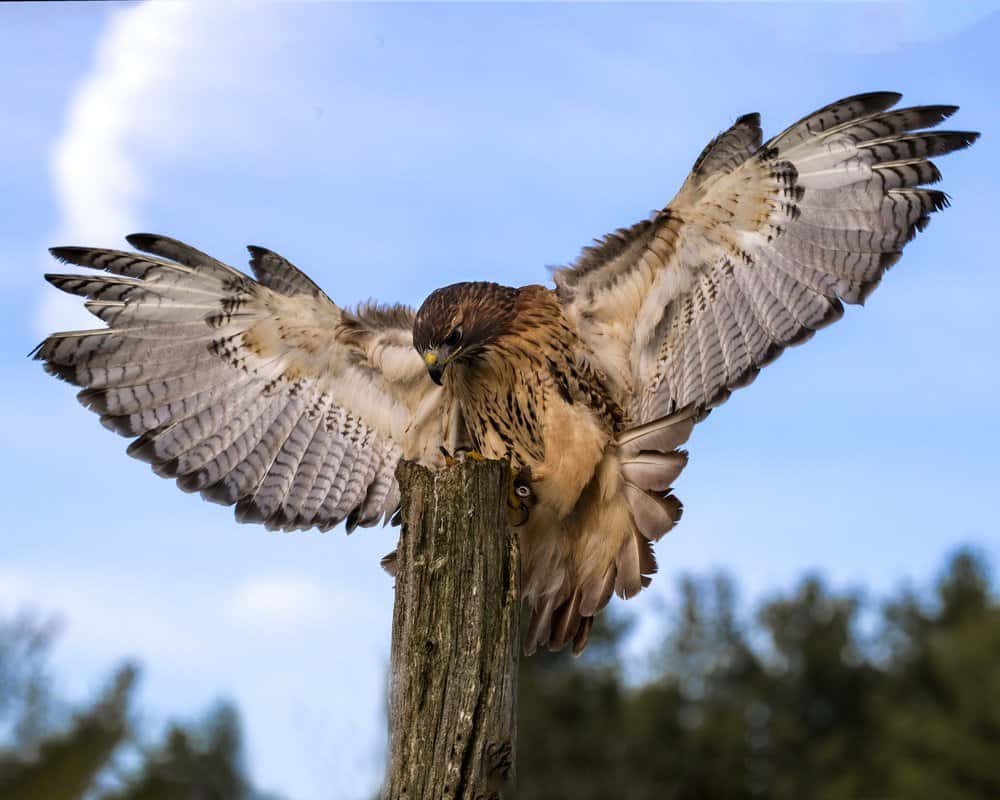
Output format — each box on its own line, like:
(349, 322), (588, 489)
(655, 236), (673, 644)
(384, 458), (520, 800)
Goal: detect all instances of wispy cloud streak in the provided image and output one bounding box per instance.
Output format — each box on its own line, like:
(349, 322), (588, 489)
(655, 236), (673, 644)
(38, 3), (198, 335)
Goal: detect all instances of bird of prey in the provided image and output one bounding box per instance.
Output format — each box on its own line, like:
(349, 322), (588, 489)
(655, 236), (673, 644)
(35, 92), (977, 655)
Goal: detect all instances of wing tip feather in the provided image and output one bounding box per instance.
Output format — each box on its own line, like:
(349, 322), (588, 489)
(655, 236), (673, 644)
(124, 233), (162, 252)
(48, 246), (91, 266)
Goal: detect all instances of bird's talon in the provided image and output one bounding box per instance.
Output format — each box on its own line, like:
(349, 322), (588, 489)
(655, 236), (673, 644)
(506, 467), (535, 527)
(451, 447), (487, 462)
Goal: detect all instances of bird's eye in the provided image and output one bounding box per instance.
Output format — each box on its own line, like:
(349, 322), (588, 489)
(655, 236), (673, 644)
(515, 484), (531, 498)
(444, 326), (463, 348)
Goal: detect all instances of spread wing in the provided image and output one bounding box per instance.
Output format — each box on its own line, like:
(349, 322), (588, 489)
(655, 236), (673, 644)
(34, 234), (446, 531)
(555, 92), (978, 423)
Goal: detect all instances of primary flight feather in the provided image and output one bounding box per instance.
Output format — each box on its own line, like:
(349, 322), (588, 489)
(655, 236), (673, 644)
(35, 92), (978, 654)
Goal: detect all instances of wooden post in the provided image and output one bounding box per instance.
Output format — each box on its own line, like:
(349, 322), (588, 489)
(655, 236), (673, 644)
(384, 458), (520, 800)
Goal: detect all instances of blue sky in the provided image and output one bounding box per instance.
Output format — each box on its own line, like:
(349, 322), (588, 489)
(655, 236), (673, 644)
(1, 2), (998, 798)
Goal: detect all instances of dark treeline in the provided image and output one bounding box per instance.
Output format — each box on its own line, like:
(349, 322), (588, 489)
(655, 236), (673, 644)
(516, 549), (1000, 800)
(1, 548), (996, 799)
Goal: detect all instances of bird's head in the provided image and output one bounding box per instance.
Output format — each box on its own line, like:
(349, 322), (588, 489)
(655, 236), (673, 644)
(412, 282), (518, 385)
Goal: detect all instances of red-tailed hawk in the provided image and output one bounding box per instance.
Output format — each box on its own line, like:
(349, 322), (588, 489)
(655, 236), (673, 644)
(35, 93), (977, 654)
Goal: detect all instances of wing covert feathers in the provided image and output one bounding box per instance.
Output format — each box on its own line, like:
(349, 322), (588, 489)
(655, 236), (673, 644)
(246, 245), (329, 299)
(542, 92), (974, 655)
(554, 92), (977, 422)
(35, 235), (436, 532)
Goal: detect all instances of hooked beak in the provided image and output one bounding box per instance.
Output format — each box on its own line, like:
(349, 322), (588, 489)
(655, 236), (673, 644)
(424, 349), (445, 385)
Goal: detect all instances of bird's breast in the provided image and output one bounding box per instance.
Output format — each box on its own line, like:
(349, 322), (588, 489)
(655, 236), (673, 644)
(455, 349), (612, 520)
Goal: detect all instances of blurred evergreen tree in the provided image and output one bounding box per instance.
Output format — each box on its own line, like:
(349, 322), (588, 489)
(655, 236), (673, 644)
(516, 610), (632, 799)
(0, 611), (60, 749)
(2, 548), (996, 799)
(516, 549), (999, 800)
(755, 577), (883, 800)
(0, 665), (134, 800)
(0, 614), (281, 800)
(880, 550), (1000, 800)
(99, 703), (252, 800)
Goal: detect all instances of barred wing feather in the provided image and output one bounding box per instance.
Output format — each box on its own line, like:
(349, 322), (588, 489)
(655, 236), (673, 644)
(554, 92), (978, 422)
(34, 235), (443, 531)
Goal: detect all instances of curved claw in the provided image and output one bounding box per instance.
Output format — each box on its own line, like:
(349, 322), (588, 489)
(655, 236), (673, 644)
(506, 466), (535, 527)
(440, 446), (487, 466)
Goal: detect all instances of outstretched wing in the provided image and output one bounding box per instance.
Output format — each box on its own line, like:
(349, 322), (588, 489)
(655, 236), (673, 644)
(34, 234), (445, 531)
(555, 92), (978, 423)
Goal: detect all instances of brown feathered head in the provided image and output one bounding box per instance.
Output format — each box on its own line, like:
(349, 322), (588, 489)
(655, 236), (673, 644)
(412, 281), (518, 384)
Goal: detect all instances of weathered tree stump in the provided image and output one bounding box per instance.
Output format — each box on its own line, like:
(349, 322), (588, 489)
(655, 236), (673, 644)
(384, 458), (520, 800)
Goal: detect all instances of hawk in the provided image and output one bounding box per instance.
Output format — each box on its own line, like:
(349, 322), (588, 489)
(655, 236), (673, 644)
(35, 92), (977, 654)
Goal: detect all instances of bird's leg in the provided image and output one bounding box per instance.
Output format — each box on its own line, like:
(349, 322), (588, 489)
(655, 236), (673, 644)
(439, 445), (488, 467)
(454, 446), (487, 462)
(440, 446), (527, 523)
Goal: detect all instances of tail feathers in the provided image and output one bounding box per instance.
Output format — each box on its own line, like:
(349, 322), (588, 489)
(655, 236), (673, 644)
(572, 617), (594, 655)
(533, 578), (611, 656)
(617, 407), (696, 456)
(525, 418), (686, 655)
(579, 562), (616, 618)
(525, 592), (561, 656)
(549, 590), (584, 652)
(623, 483), (683, 541)
(620, 450), (688, 492)
(617, 409), (691, 545)
(614, 530), (657, 600)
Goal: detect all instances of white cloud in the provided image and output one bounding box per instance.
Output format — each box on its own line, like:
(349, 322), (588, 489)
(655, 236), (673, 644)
(0, 570), (32, 607)
(0, 566), (206, 665)
(225, 574), (349, 633)
(38, 2), (199, 336)
(34, 1), (292, 337)
(0, 560), (391, 800)
(901, 1), (1000, 44)
(29, 7), (389, 797)
(50, 4), (196, 244)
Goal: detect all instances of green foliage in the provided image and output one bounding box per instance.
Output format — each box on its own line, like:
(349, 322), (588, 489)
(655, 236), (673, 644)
(0, 611), (60, 749)
(880, 552), (1000, 800)
(1, 549), (994, 799)
(0, 666), (134, 800)
(0, 616), (278, 800)
(99, 704), (251, 800)
(516, 549), (1000, 800)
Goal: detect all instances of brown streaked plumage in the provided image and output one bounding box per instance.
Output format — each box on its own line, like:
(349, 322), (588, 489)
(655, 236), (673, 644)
(34, 93), (977, 654)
